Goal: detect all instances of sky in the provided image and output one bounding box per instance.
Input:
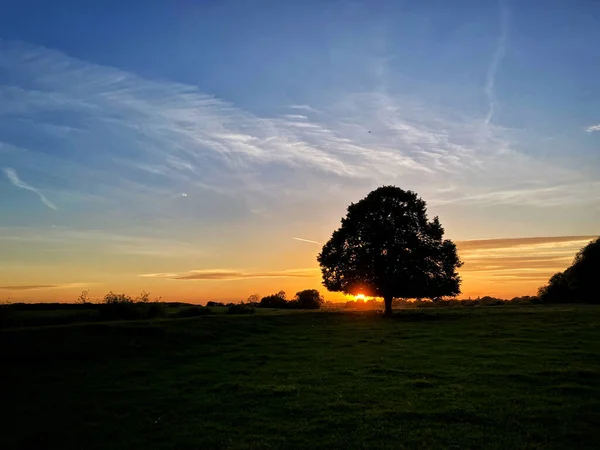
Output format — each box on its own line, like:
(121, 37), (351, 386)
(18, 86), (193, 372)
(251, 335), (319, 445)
(1, 0), (599, 303)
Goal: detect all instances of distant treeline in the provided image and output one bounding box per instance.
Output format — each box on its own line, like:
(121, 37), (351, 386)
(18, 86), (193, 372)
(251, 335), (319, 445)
(211, 289), (324, 310)
(332, 295), (541, 310)
(0, 301), (193, 311)
(0, 289), (324, 329)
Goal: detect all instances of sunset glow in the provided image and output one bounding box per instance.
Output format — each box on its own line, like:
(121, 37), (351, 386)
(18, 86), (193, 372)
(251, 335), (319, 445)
(0, 2), (598, 304)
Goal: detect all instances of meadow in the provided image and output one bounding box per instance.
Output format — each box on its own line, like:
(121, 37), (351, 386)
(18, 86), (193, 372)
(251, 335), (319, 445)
(2, 305), (600, 449)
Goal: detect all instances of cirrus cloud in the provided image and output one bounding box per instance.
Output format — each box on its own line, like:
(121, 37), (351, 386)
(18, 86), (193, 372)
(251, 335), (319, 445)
(140, 268), (319, 281)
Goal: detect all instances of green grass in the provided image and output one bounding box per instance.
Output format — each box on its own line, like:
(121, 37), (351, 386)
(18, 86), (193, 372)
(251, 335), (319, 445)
(2, 305), (600, 449)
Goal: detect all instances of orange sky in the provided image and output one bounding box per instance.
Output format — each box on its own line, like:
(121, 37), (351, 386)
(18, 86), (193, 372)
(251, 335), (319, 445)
(1, 234), (595, 304)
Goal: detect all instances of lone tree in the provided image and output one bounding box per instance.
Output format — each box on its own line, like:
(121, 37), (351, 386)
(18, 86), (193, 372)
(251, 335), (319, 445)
(538, 236), (600, 303)
(317, 186), (462, 316)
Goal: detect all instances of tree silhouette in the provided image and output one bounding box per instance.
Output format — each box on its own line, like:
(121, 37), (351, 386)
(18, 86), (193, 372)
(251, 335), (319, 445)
(538, 236), (600, 303)
(294, 289), (324, 309)
(317, 186), (462, 316)
(259, 290), (288, 308)
(246, 293), (261, 305)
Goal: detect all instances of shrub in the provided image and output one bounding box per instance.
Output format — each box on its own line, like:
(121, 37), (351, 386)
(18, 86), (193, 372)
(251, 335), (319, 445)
(76, 290), (91, 304)
(206, 301), (225, 307)
(294, 289), (324, 309)
(145, 302), (167, 319)
(137, 290), (151, 303)
(227, 304), (255, 315)
(478, 296), (505, 306)
(259, 291), (288, 308)
(103, 291), (134, 304)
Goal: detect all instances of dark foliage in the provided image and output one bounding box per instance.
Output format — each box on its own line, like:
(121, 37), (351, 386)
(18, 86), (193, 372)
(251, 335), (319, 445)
(538, 237), (600, 303)
(293, 289), (324, 309)
(98, 302), (167, 321)
(318, 186), (463, 315)
(226, 304), (255, 315)
(172, 306), (213, 318)
(206, 301), (226, 307)
(0, 304), (13, 329)
(259, 290), (288, 308)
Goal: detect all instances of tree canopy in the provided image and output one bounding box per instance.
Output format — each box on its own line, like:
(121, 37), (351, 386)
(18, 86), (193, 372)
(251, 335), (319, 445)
(294, 289), (324, 309)
(259, 290), (288, 308)
(317, 186), (462, 315)
(538, 237), (600, 303)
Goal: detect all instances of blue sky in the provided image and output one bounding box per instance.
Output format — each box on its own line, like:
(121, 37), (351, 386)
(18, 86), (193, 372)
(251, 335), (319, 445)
(1, 0), (599, 301)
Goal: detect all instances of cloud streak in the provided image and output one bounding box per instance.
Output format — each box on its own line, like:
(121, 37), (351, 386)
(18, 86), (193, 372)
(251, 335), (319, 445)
(293, 237), (322, 245)
(484, 0), (510, 125)
(586, 124), (600, 133)
(0, 226), (201, 258)
(457, 235), (595, 287)
(0, 284), (58, 291)
(456, 235), (597, 251)
(0, 283), (90, 291)
(140, 268), (319, 280)
(1, 40), (598, 216)
(3, 167), (57, 210)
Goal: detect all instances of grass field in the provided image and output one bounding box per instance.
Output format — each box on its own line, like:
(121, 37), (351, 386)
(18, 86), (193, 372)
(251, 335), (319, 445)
(2, 305), (600, 449)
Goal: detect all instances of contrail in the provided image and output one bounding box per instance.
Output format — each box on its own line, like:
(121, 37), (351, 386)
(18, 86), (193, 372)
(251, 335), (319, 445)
(485, 0), (510, 125)
(3, 167), (57, 210)
(293, 237), (322, 245)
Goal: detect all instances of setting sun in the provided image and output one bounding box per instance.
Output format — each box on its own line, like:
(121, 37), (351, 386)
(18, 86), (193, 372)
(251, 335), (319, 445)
(354, 294), (366, 301)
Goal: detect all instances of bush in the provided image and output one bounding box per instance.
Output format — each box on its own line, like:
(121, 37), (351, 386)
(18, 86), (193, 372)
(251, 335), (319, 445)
(206, 301), (225, 307)
(103, 291), (134, 304)
(478, 296), (505, 306)
(227, 304), (255, 315)
(172, 306), (213, 318)
(145, 302), (167, 319)
(259, 291), (288, 308)
(294, 289), (324, 309)
(508, 296), (540, 305)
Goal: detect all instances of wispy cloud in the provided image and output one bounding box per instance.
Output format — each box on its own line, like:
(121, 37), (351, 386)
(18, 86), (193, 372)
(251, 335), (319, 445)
(0, 283), (90, 291)
(3, 167), (57, 210)
(432, 181), (600, 207)
(457, 235), (595, 286)
(586, 124), (600, 133)
(289, 104), (316, 112)
(484, 0), (510, 125)
(0, 285), (58, 291)
(292, 237), (322, 245)
(0, 226), (200, 258)
(456, 235), (596, 251)
(1, 40), (598, 224)
(140, 268), (319, 280)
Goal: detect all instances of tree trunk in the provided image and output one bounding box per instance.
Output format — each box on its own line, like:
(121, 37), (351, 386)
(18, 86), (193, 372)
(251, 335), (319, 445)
(383, 296), (393, 317)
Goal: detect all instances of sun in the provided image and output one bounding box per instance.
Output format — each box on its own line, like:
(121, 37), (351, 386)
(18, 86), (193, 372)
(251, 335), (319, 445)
(354, 294), (366, 301)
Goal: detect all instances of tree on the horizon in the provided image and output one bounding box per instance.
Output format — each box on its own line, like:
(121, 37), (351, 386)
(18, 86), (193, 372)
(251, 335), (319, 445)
(538, 236), (600, 303)
(294, 289), (324, 309)
(246, 293), (261, 305)
(259, 290), (288, 308)
(317, 186), (463, 316)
